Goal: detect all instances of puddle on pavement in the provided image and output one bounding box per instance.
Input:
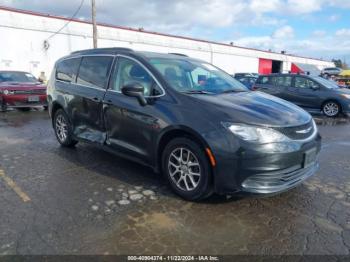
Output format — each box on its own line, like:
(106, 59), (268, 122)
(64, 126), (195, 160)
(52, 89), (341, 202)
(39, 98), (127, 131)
(86, 176), (350, 254)
(130, 212), (178, 230)
(102, 199), (274, 254)
(0, 110), (48, 128)
(313, 116), (350, 126)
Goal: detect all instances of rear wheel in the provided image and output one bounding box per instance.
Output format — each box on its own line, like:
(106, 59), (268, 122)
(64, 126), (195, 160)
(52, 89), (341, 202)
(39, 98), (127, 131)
(53, 109), (78, 147)
(162, 137), (212, 201)
(322, 101), (340, 117)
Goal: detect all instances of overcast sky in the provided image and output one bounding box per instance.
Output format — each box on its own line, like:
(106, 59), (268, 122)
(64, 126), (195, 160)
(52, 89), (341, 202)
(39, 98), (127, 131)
(1, 0), (350, 61)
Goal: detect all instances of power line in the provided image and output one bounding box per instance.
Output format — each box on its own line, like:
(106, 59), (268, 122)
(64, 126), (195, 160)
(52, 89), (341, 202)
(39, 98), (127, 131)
(45, 0), (85, 41)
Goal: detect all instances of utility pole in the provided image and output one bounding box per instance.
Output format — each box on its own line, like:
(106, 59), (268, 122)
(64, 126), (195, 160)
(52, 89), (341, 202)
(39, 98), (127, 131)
(91, 0), (98, 48)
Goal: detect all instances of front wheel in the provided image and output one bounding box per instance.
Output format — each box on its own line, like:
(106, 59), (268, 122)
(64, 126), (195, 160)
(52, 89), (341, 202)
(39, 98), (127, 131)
(322, 101), (340, 117)
(162, 137), (213, 201)
(53, 109), (78, 147)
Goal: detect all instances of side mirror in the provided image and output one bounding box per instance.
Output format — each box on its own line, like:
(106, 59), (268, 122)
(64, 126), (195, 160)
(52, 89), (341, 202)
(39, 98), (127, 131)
(121, 82), (147, 106)
(311, 86), (320, 90)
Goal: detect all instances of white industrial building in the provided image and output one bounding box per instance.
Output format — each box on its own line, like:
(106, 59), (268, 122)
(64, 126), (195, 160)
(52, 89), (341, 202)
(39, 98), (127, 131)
(0, 5), (334, 79)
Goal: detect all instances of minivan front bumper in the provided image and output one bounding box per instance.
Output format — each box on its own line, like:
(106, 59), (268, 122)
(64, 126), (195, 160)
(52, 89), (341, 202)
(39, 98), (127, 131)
(212, 133), (322, 195)
(241, 162), (319, 194)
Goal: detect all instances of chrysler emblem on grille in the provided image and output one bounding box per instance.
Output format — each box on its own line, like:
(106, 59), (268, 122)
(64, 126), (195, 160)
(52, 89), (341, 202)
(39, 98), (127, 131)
(296, 127), (312, 134)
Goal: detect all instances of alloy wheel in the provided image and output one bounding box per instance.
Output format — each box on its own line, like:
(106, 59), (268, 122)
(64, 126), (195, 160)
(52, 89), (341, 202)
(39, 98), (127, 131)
(55, 114), (68, 142)
(168, 147), (201, 191)
(323, 102), (339, 117)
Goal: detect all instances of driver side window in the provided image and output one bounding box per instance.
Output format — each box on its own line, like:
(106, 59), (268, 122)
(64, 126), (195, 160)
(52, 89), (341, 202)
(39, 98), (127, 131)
(295, 76), (319, 89)
(110, 57), (162, 96)
(307, 79), (319, 89)
(295, 77), (308, 89)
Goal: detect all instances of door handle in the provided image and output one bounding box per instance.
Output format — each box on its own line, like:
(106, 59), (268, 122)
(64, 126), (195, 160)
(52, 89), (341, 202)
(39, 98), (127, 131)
(105, 99), (113, 105)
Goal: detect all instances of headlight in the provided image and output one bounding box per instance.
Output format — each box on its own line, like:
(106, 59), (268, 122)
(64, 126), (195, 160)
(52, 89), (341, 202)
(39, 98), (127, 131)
(341, 94), (350, 99)
(222, 123), (290, 144)
(312, 118), (318, 133)
(3, 90), (9, 95)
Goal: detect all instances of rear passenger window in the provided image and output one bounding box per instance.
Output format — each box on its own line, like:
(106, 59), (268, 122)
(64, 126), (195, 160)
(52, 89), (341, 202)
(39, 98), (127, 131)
(257, 76), (270, 84)
(274, 76), (292, 87)
(77, 56), (113, 89)
(56, 58), (81, 82)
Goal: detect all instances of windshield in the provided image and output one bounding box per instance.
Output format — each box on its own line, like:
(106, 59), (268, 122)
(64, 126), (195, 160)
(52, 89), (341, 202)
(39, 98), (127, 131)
(0, 72), (38, 83)
(312, 76), (339, 89)
(148, 58), (248, 94)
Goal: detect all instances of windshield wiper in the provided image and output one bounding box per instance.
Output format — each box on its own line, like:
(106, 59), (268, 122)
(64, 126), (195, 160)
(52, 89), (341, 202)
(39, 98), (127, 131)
(220, 89), (247, 94)
(181, 90), (214, 95)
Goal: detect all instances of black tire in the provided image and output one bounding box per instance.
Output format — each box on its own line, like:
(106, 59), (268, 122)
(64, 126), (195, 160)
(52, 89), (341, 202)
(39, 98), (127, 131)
(162, 137), (213, 201)
(18, 107), (31, 112)
(53, 109), (78, 147)
(43, 106), (48, 111)
(322, 100), (341, 117)
(0, 104), (6, 112)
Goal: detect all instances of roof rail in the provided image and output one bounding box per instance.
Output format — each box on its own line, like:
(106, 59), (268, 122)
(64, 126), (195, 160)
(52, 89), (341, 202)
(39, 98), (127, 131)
(71, 47), (134, 55)
(168, 53), (188, 57)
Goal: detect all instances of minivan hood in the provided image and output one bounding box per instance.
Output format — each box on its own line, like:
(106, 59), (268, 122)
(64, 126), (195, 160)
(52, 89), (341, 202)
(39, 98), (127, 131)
(190, 91), (311, 127)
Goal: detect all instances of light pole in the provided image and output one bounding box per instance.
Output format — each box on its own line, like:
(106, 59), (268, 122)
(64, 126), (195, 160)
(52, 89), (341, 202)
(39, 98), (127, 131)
(91, 0), (98, 48)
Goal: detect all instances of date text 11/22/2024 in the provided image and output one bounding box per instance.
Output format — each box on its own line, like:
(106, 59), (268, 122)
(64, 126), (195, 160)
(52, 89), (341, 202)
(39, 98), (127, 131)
(127, 256), (219, 261)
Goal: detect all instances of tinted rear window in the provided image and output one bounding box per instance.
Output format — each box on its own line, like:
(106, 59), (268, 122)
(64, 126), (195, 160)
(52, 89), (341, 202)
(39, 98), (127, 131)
(56, 58), (81, 82)
(77, 56), (113, 89)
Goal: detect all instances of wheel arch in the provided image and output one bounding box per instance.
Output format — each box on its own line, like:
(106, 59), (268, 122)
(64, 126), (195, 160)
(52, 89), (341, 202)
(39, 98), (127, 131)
(51, 101), (65, 126)
(155, 126), (213, 173)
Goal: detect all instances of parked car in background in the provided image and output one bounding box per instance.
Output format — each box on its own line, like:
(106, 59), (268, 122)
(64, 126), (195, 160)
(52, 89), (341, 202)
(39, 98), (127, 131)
(48, 48), (321, 201)
(234, 75), (258, 90)
(337, 70), (350, 89)
(255, 73), (350, 117)
(0, 71), (47, 112)
(321, 67), (342, 77)
(234, 73), (259, 78)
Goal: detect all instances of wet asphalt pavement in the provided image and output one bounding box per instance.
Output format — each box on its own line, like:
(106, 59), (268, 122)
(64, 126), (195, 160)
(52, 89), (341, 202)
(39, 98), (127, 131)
(0, 109), (350, 255)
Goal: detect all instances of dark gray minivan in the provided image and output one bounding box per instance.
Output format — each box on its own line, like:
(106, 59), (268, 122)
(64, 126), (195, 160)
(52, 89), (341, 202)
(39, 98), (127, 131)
(255, 74), (350, 117)
(48, 48), (321, 201)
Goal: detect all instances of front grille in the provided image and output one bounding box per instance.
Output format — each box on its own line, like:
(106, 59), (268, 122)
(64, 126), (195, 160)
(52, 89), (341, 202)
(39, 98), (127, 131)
(242, 162), (319, 194)
(247, 165), (303, 184)
(273, 121), (315, 140)
(13, 89), (46, 95)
